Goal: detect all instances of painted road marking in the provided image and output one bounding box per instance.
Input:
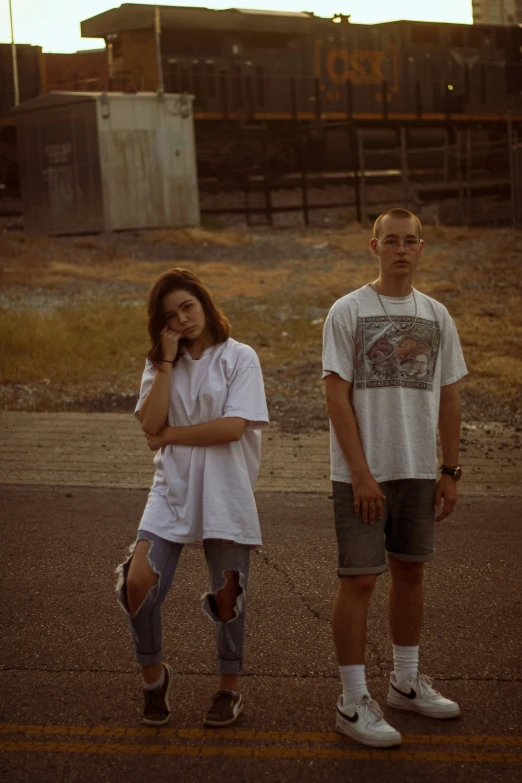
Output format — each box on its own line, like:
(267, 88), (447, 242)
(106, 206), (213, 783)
(0, 725), (521, 747)
(0, 739), (521, 762)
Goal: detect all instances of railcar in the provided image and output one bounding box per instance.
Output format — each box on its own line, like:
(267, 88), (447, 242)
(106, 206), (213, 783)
(2, 5), (522, 189)
(0, 43), (43, 189)
(80, 4), (522, 176)
(0, 47), (108, 192)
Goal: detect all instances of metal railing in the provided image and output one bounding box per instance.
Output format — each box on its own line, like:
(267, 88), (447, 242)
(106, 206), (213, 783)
(199, 120), (522, 228)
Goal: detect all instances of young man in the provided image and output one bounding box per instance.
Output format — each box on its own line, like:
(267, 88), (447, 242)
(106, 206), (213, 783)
(322, 208), (467, 748)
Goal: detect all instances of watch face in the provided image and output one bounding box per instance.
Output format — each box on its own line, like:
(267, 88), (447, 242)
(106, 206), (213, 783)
(454, 466), (462, 480)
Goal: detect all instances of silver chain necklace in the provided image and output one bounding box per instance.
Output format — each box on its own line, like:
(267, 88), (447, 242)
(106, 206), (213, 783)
(370, 282), (419, 334)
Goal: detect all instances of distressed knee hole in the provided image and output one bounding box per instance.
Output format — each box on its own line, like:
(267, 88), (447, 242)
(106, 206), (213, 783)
(203, 569), (245, 625)
(213, 570), (240, 622)
(116, 539), (160, 617)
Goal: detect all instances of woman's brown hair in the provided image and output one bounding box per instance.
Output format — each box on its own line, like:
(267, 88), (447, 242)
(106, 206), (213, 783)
(146, 268), (230, 369)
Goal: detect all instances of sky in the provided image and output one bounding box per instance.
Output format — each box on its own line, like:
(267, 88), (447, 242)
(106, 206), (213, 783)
(1, 1), (473, 53)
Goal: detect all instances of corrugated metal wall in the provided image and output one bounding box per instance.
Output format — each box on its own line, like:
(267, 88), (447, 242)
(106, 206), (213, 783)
(97, 94), (199, 231)
(16, 93), (199, 234)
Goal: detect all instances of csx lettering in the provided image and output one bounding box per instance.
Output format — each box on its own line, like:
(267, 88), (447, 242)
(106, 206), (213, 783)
(326, 49), (386, 85)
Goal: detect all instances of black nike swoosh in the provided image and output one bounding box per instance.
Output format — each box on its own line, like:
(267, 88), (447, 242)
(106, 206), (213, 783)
(337, 707), (358, 723)
(391, 682), (416, 700)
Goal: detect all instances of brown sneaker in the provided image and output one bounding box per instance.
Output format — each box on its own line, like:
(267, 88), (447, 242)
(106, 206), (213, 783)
(203, 690), (244, 727)
(142, 663), (172, 726)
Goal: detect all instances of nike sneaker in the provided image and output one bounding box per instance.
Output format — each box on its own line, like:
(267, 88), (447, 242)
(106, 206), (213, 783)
(387, 672), (460, 718)
(336, 693), (402, 748)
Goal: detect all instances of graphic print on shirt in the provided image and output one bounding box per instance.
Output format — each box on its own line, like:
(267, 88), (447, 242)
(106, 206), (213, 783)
(354, 316), (440, 390)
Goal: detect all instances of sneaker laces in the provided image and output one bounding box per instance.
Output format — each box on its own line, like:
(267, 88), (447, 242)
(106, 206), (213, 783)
(144, 688), (165, 715)
(417, 674), (441, 701)
(357, 694), (385, 725)
(209, 690), (235, 718)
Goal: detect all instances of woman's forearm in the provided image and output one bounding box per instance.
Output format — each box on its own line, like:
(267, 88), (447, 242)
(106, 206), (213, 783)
(138, 361), (174, 435)
(161, 418), (246, 447)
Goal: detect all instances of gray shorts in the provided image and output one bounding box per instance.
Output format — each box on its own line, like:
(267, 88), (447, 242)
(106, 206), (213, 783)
(333, 479), (436, 576)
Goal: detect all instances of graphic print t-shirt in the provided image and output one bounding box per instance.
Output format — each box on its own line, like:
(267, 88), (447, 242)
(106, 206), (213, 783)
(322, 285), (468, 483)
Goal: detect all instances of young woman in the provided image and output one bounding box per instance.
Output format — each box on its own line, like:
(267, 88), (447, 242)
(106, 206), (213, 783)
(116, 267), (269, 727)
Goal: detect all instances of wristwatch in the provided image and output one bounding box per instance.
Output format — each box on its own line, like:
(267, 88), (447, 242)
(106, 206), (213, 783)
(440, 465), (462, 481)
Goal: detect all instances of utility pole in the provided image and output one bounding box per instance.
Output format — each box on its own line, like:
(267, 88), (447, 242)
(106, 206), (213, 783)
(154, 5), (164, 94)
(9, 0), (20, 106)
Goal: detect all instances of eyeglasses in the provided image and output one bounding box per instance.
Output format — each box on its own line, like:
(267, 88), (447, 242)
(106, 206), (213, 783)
(376, 238), (421, 250)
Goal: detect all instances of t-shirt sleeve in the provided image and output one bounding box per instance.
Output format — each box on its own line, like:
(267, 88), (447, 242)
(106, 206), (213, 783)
(222, 347), (269, 430)
(135, 359), (157, 413)
(322, 311), (355, 382)
(440, 314), (468, 386)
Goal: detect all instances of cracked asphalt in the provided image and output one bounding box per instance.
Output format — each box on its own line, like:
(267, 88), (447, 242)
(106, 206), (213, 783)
(1, 479), (521, 782)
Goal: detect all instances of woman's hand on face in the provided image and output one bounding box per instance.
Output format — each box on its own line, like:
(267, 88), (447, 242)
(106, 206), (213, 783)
(145, 427), (172, 451)
(160, 325), (182, 361)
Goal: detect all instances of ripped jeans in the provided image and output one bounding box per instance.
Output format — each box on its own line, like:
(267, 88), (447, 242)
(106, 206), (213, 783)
(116, 530), (250, 674)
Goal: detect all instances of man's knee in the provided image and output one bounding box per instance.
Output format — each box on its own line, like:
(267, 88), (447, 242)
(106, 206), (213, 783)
(339, 573), (377, 597)
(390, 558), (424, 587)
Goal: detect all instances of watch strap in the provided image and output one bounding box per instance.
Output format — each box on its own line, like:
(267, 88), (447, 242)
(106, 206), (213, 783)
(440, 465), (462, 480)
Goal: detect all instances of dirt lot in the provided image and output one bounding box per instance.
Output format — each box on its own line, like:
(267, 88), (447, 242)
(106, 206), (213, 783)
(0, 222), (520, 432)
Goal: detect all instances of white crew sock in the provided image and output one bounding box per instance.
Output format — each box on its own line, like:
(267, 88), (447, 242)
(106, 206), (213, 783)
(143, 666), (165, 691)
(339, 664), (370, 705)
(392, 644), (419, 683)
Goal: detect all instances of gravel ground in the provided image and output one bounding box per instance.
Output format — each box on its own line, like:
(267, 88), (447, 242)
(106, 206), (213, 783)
(1, 223), (520, 431)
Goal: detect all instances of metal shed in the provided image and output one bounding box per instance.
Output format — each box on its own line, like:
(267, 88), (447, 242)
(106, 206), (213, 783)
(15, 91), (200, 235)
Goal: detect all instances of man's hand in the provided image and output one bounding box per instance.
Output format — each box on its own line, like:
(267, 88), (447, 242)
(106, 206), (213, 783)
(434, 475), (458, 521)
(352, 471), (386, 525)
(145, 427), (173, 451)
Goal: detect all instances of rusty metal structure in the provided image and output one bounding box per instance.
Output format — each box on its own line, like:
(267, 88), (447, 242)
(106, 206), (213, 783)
(0, 46), (108, 194)
(2, 5), (522, 227)
(80, 4), (522, 178)
(0, 43), (43, 190)
(15, 92), (199, 235)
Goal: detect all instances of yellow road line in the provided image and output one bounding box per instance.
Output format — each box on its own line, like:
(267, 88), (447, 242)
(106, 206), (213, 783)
(0, 739), (521, 762)
(0, 725), (521, 748)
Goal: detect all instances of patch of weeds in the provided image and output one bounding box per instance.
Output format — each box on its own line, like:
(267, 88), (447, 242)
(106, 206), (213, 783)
(100, 235), (121, 262)
(143, 227), (251, 247)
(0, 237), (21, 258)
(1, 224), (521, 424)
(73, 237), (99, 251)
(0, 301), (148, 387)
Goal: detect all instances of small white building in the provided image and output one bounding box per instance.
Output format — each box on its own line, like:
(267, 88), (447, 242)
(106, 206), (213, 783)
(15, 92), (200, 235)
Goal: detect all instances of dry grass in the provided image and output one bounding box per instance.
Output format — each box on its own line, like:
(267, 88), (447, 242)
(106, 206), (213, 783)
(0, 236), (23, 259)
(1, 249), (295, 297)
(0, 303), (148, 388)
(143, 227), (251, 246)
(1, 224), (521, 417)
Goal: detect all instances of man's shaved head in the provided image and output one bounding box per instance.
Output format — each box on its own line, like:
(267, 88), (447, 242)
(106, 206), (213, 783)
(373, 208), (423, 239)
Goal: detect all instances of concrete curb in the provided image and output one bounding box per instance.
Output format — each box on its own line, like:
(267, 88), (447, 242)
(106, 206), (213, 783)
(0, 412), (520, 497)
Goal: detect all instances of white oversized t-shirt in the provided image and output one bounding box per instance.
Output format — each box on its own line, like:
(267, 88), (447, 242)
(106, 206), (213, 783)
(322, 285), (467, 483)
(136, 338), (269, 546)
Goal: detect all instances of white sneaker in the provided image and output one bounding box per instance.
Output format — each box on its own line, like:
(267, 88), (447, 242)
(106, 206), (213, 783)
(387, 673), (460, 718)
(336, 693), (402, 748)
